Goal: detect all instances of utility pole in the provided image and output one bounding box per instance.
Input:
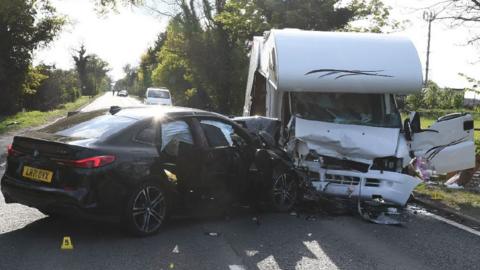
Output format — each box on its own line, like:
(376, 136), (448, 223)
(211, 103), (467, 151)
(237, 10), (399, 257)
(423, 10), (436, 87)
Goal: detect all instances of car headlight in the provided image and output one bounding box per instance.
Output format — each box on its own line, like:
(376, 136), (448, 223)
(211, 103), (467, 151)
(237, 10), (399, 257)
(372, 157), (403, 172)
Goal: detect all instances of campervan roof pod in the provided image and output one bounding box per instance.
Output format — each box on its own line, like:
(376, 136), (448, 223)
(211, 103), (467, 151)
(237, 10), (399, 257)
(251, 29), (423, 94)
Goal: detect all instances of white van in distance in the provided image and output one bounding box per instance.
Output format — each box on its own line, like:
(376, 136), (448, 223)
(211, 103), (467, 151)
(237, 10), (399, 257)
(144, 87), (173, 105)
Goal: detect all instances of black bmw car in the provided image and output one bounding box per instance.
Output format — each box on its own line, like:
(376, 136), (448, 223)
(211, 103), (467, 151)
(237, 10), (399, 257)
(1, 106), (298, 235)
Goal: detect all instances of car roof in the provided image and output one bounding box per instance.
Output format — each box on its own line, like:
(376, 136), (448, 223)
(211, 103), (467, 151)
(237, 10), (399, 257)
(146, 87), (169, 92)
(113, 106), (229, 121)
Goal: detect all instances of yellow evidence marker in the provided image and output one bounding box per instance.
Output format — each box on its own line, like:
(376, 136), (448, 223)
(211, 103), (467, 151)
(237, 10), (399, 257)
(61, 236), (74, 250)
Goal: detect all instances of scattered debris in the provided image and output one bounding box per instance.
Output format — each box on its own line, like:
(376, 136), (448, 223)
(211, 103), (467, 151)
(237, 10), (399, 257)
(6, 121), (19, 126)
(445, 183), (464, 189)
(245, 250), (259, 257)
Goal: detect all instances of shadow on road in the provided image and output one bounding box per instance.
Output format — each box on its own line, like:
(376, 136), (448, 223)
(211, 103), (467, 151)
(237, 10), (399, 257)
(1, 204), (478, 270)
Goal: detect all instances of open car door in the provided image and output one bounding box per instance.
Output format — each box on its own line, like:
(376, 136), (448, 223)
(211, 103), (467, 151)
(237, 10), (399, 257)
(409, 112), (475, 174)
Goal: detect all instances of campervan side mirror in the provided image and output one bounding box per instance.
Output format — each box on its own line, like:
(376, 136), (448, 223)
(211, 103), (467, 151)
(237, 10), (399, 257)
(408, 111), (439, 135)
(409, 112), (421, 133)
(403, 118), (412, 141)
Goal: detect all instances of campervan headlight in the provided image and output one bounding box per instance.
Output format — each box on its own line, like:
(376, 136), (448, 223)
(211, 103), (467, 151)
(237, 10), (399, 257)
(371, 157), (403, 173)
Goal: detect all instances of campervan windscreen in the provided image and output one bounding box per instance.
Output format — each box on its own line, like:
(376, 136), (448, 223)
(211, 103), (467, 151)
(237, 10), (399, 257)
(148, 89), (170, 99)
(291, 93), (402, 128)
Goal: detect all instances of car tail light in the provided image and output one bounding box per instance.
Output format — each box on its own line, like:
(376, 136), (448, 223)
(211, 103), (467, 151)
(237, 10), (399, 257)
(7, 144), (20, 157)
(56, 155), (116, 168)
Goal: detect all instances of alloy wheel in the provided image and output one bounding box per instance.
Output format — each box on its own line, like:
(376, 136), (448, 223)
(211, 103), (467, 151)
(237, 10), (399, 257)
(132, 186), (166, 234)
(272, 172), (297, 211)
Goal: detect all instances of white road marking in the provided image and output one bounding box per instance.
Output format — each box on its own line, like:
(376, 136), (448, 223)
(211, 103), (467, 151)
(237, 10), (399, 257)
(257, 255), (281, 270)
(229, 265), (247, 270)
(426, 212), (480, 237)
(295, 240), (339, 270)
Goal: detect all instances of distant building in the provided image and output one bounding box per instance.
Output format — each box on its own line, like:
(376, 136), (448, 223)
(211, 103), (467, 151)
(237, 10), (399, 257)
(464, 88), (480, 107)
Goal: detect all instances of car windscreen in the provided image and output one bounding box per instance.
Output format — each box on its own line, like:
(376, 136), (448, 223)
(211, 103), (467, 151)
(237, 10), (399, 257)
(40, 110), (137, 139)
(147, 89), (170, 99)
(291, 93), (401, 128)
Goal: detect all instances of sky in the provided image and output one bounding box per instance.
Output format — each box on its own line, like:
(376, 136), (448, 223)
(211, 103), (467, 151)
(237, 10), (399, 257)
(34, 0), (480, 88)
(33, 0), (169, 81)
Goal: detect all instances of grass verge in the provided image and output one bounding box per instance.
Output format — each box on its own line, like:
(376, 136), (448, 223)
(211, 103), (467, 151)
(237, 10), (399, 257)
(415, 183), (480, 220)
(0, 96), (93, 135)
(415, 183), (480, 209)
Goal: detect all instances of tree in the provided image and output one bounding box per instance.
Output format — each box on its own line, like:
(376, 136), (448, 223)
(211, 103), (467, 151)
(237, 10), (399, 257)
(423, 81), (440, 109)
(405, 92), (424, 111)
(99, 0), (397, 114)
(73, 45), (91, 96)
(73, 46), (111, 97)
(23, 65), (81, 111)
(137, 32), (167, 96)
(85, 55), (110, 96)
(433, 0), (480, 45)
(0, 0), (64, 114)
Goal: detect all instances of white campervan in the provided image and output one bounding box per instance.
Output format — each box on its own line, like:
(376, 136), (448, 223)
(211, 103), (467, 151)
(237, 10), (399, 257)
(243, 29), (475, 213)
(145, 87), (173, 106)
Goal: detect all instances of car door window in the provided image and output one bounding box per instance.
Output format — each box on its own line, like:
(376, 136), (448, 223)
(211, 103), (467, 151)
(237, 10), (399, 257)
(200, 120), (235, 147)
(200, 119), (250, 149)
(134, 125), (156, 145)
(161, 120), (193, 156)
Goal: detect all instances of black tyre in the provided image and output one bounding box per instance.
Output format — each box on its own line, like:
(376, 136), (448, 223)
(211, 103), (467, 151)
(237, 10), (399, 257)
(125, 181), (167, 236)
(269, 165), (298, 212)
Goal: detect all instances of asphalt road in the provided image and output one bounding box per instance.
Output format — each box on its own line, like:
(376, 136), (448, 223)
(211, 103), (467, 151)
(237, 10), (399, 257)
(1, 93), (480, 269)
(81, 92), (143, 112)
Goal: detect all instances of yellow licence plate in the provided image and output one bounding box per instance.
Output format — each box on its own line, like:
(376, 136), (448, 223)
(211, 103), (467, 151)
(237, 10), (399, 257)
(22, 166), (53, 183)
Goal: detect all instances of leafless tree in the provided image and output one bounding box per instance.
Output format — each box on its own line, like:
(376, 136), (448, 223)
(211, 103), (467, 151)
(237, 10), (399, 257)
(426, 0), (480, 45)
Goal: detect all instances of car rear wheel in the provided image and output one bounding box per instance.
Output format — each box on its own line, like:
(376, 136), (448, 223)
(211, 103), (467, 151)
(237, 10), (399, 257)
(125, 182), (167, 236)
(269, 165), (298, 212)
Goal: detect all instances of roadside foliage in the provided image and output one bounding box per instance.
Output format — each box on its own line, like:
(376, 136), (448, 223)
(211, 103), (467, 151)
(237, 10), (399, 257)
(112, 0), (397, 114)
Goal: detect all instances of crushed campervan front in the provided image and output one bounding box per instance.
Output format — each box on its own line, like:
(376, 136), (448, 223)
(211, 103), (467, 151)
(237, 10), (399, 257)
(243, 29), (475, 212)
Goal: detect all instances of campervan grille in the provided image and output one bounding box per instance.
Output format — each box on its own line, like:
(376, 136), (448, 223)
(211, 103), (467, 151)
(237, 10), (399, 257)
(325, 174), (360, 185)
(365, 178), (381, 187)
(324, 174), (382, 187)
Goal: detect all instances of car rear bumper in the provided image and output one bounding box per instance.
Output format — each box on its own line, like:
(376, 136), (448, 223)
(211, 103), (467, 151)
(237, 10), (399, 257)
(1, 175), (119, 221)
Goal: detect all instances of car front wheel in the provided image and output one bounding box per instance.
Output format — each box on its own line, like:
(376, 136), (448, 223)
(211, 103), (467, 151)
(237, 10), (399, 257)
(269, 165), (298, 212)
(125, 182), (167, 236)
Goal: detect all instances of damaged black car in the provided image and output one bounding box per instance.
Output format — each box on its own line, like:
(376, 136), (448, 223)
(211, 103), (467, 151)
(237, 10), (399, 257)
(1, 106), (298, 236)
